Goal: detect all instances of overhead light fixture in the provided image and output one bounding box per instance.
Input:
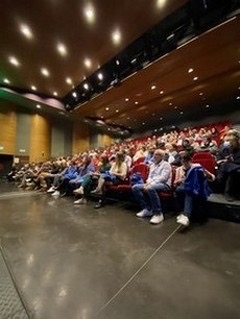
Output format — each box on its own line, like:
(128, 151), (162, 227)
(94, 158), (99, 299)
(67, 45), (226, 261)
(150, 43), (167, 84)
(180, 111), (184, 114)
(134, 101), (138, 105)
(20, 24), (33, 39)
(97, 72), (103, 80)
(116, 109), (119, 113)
(83, 83), (89, 90)
(125, 98), (129, 102)
(57, 43), (67, 56)
(151, 85), (156, 90)
(66, 77), (72, 85)
(105, 107), (109, 111)
(157, 0), (167, 9)
(174, 106), (178, 109)
(237, 96), (240, 100)
(53, 91), (58, 96)
(36, 104), (41, 109)
(3, 78), (10, 84)
(160, 90), (164, 94)
(142, 122), (145, 125)
(112, 29), (121, 45)
(205, 104), (210, 108)
(188, 68), (194, 73)
(84, 4), (95, 23)
(72, 91), (77, 98)
(41, 67), (50, 77)
(84, 58), (92, 68)
(8, 56), (20, 66)
(199, 92), (203, 96)
(160, 117), (163, 120)
(193, 77), (198, 81)
(31, 85), (37, 91)
(169, 102), (172, 106)
(116, 59), (120, 65)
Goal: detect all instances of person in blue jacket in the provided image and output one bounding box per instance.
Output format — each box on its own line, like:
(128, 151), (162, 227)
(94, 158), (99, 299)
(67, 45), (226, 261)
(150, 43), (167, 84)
(174, 152), (215, 226)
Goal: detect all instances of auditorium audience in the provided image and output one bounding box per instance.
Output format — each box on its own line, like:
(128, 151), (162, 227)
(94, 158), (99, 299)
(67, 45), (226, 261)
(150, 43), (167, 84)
(8, 122), (240, 225)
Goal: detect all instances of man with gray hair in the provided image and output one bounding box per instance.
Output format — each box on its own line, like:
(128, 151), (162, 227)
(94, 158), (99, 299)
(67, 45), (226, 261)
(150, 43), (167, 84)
(132, 149), (172, 224)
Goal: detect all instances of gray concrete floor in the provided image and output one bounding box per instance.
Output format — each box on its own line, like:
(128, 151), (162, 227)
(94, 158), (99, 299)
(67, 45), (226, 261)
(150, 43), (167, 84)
(0, 182), (240, 319)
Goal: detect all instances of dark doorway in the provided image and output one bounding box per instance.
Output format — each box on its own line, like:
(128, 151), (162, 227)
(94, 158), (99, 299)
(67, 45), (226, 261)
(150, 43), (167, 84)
(0, 155), (14, 178)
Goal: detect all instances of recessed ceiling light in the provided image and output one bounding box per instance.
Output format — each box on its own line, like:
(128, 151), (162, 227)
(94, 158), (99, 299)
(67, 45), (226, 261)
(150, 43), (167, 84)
(169, 102), (172, 106)
(112, 29), (121, 45)
(97, 72), (103, 80)
(160, 90), (164, 94)
(53, 91), (58, 96)
(180, 111), (184, 114)
(84, 4), (95, 23)
(20, 24), (33, 39)
(193, 77), (198, 81)
(125, 98), (129, 102)
(157, 0), (167, 8)
(188, 68), (194, 73)
(108, 128), (111, 131)
(66, 77), (72, 85)
(57, 43), (67, 56)
(127, 117), (130, 120)
(41, 67), (50, 77)
(31, 85), (37, 91)
(237, 96), (240, 100)
(174, 106), (178, 109)
(135, 101), (138, 105)
(8, 56), (20, 66)
(36, 104), (41, 109)
(72, 91), (77, 98)
(84, 58), (92, 68)
(3, 78), (10, 84)
(83, 83), (89, 90)
(205, 104), (210, 108)
(151, 85), (156, 90)
(116, 59), (120, 65)
(116, 109), (119, 113)
(199, 92), (204, 96)
(105, 107), (109, 111)
(160, 117), (163, 120)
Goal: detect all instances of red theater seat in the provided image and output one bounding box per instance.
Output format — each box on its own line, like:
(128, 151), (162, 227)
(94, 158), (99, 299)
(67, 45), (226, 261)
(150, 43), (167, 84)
(192, 152), (216, 174)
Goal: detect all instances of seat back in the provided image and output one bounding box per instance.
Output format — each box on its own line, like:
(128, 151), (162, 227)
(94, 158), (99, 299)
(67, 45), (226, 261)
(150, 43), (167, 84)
(192, 152), (216, 174)
(131, 163), (149, 182)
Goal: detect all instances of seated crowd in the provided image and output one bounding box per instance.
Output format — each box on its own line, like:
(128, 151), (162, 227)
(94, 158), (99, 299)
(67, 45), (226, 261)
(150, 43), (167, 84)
(7, 122), (240, 227)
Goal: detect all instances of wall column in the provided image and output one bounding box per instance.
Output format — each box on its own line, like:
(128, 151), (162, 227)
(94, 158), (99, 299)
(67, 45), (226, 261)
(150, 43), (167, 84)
(72, 122), (90, 154)
(29, 114), (51, 162)
(0, 109), (17, 155)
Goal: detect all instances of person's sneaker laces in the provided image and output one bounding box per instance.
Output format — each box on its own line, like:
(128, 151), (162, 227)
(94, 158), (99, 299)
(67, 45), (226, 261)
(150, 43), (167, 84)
(150, 214), (164, 224)
(136, 209), (153, 218)
(177, 214), (190, 226)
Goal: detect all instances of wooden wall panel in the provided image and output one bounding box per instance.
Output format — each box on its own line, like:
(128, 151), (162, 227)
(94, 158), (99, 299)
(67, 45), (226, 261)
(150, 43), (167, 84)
(102, 134), (113, 147)
(72, 122), (90, 154)
(29, 114), (51, 162)
(0, 109), (17, 155)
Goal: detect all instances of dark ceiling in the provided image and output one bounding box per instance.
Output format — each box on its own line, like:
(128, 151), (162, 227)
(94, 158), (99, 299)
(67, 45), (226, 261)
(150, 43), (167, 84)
(0, 0), (187, 97)
(0, 0), (239, 136)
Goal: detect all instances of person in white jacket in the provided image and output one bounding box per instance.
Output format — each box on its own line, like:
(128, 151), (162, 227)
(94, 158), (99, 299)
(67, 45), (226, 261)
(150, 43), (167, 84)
(132, 149), (172, 224)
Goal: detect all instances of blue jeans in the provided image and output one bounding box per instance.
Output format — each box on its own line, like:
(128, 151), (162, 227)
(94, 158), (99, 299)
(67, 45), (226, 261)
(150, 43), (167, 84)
(132, 183), (170, 215)
(175, 184), (193, 218)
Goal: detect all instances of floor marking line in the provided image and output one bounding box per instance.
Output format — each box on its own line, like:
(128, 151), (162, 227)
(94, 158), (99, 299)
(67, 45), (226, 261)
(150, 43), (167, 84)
(95, 224), (181, 316)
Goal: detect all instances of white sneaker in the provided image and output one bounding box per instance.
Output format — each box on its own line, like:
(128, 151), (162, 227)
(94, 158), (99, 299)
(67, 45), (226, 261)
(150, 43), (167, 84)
(73, 186), (84, 194)
(47, 186), (55, 193)
(150, 214), (164, 224)
(74, 198), (87, 204)
(177, 214), (190, 226)
(176, 214), (184, 221)
(136, 209), (153, 218)
(52, 190), (60, 197)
